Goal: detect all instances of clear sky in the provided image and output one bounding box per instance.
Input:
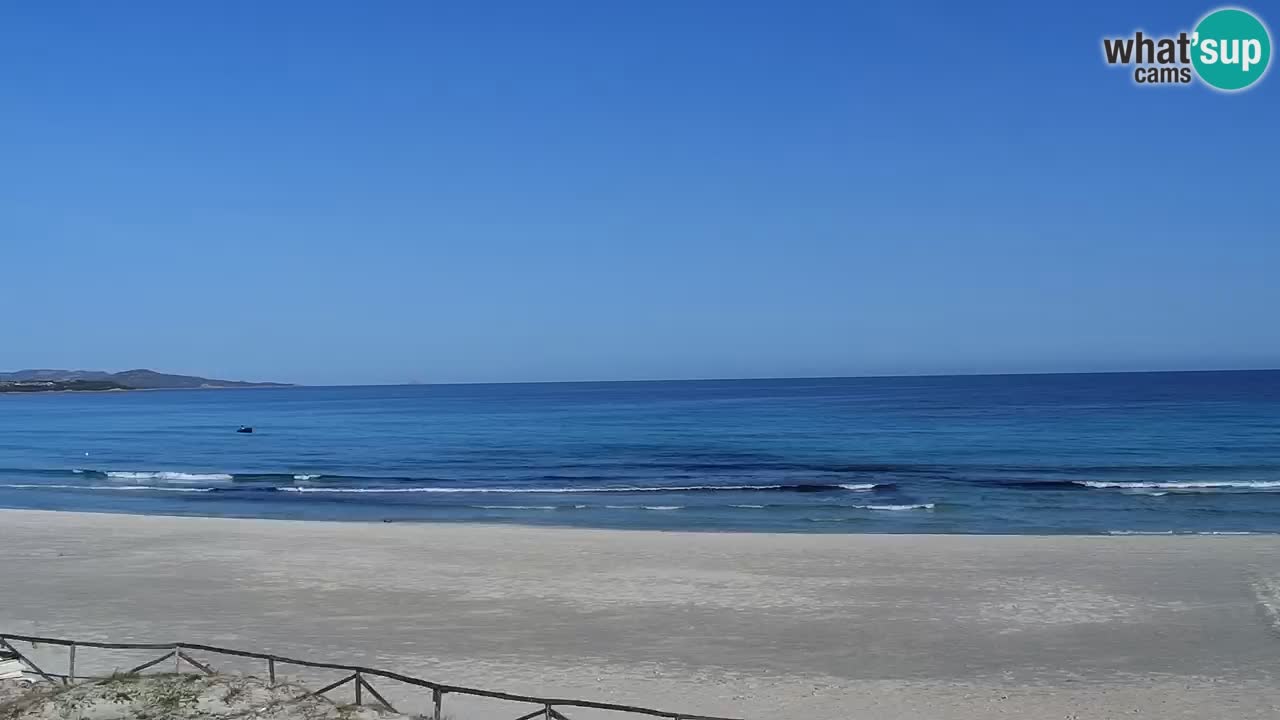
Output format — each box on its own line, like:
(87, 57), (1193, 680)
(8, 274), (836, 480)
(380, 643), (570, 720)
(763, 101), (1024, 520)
(2, 1), (1276, 385)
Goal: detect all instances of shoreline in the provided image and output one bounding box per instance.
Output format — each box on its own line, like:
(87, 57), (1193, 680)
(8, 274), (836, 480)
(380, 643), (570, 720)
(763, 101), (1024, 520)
(1, 505), (1276, 536)
(3, 509), (1280, 718)
(7, 506), (1280, 538)
(0, 384), (296, 395)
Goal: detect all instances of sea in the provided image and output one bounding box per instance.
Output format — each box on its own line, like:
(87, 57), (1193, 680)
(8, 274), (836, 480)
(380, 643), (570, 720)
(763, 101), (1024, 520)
(1, 371), (1278, 534)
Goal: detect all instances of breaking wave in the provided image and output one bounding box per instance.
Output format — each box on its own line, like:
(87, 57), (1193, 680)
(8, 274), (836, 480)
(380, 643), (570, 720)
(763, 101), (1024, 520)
(1077, 480), (1280, 490)
(0, 484), (213, 493)
(274, 483), (881, 494)
(1107, 530), (1262, 535)
(105, 471), (234, 482)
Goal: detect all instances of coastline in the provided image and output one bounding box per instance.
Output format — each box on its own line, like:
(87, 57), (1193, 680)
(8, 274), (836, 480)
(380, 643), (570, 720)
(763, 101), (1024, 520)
(3, 509), (1280, 719)
(0, 384), (297, 395)
(0, 387), (132, 395)
(0, 504), (1277, 536)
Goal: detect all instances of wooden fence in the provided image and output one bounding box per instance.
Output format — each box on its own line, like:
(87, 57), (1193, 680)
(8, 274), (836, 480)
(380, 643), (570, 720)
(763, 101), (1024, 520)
(0, 633), (743, 720)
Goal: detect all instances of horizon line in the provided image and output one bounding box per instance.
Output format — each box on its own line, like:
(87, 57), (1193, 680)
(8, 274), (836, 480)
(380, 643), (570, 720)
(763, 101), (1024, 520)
(313, 366), (1280, 389)
(7, 366), (1279, 389)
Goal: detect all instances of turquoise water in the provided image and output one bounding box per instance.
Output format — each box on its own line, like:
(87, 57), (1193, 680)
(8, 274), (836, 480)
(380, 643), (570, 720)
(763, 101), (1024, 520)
(1, 371), (1278, 533)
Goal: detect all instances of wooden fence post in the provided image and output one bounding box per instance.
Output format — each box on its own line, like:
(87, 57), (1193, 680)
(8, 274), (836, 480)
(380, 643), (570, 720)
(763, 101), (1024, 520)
(125, 651), (176, 675)
(176, 651), (214, 675)
(307, 673), (358, 700)
(0, 633), (745, 720)
(0, 639), (60, 685)
(354, 675), (395, 713)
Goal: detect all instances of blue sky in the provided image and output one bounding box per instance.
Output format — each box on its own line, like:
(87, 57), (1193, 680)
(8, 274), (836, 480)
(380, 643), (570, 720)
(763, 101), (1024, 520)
(1, 0), (1276, 385)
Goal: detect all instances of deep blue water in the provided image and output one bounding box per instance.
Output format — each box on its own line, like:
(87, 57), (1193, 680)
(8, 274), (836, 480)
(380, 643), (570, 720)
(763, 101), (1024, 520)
(1, 371), (1278, 533)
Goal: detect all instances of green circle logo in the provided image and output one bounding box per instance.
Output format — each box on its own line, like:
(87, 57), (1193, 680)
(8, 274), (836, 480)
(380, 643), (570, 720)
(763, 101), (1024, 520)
(1192, 8), (1272, 91)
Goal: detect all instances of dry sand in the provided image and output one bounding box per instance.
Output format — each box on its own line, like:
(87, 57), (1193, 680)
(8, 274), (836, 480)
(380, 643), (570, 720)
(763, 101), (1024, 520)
(2, 510), (1280, 719)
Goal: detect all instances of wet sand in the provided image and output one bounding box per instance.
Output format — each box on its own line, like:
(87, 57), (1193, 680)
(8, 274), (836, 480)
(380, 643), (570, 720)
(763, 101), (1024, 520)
(2, 510), (1280, 719)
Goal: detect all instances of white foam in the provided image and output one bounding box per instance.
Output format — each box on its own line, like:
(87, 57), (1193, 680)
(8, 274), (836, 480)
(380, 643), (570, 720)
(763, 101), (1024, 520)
(1104, 530), (1260, 536)
(281, 487), (420, 493)
(730, 504), (765, 509)
(293, 474), (321, 481)
(106, 471), (233, 483)
(851, 503), (935, 511)
(1252, 576), (1280, 633)
(0, 484), (212, 493)
(274, 484), (842, 494)
(473, 505), (556, 510)
(279, 486), (503, 494)
(643, 505), (683, 511)
(837, 483), (878, 491)
(1078, 480), (1280, 490)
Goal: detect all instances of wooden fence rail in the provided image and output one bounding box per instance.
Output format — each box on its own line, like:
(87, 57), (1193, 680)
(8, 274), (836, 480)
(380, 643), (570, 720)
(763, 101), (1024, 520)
(0, 633), (743, 720)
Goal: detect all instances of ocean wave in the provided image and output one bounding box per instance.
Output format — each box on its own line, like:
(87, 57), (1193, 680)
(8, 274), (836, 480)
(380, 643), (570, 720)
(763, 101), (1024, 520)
(274, 483), (879, 494)
(0, 483), (213, 493)
(1077, 480), (1280, 490)
(105, 471), (234, 483)
(851, 503), (935, 511)
(63, 469), (423, 484)
(643, 505), (683, 511)
(1108, 529), (1262, 536)
(1, 467), (894, 494)
(730, 504), (765, 509)
(472, 505), (556, 510)
(529, 461), (932, 474)
(279, 487), (467, 494)
(994, 480), (1088, 490)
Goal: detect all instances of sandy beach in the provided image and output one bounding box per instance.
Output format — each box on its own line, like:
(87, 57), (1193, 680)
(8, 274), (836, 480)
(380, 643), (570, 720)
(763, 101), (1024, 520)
(2, 510), (1280, 718)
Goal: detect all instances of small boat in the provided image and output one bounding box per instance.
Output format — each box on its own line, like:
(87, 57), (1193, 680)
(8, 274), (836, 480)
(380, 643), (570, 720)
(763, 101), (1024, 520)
(236, 426), (254, 434)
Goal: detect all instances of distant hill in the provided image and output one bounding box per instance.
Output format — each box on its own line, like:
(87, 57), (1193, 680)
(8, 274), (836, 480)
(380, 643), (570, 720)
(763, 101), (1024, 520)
(0, 369), (291, 389)
(0, 379), (130, 393)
